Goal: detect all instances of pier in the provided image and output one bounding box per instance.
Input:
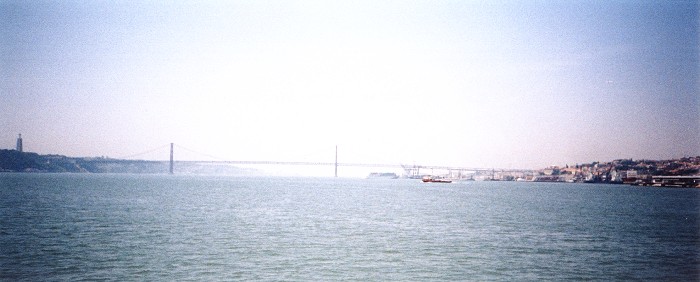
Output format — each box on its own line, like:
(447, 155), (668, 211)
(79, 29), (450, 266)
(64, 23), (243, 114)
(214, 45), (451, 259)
(650, 176), (700, 188)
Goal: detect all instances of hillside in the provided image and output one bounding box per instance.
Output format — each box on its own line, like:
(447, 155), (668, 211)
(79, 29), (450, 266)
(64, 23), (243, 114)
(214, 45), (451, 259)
(0, 150), (254, 175)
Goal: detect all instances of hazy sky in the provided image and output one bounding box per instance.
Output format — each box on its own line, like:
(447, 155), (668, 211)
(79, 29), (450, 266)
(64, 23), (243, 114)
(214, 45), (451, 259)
(1, 0), (698, 170)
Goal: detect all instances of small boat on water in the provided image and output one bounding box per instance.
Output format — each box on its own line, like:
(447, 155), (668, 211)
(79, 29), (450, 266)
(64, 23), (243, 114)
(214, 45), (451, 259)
(422, 176), (452, 183)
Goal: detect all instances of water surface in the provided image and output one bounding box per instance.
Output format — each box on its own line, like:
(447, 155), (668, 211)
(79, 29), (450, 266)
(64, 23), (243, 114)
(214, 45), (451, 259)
(1, 174), (698, 280)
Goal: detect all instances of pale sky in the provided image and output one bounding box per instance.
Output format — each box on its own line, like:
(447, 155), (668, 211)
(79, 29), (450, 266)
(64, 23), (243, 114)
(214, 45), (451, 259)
(1, 0), (698, 170)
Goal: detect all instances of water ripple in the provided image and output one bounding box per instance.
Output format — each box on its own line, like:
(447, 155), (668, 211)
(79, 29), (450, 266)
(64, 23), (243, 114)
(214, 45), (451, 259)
(1, 174), (698, 280)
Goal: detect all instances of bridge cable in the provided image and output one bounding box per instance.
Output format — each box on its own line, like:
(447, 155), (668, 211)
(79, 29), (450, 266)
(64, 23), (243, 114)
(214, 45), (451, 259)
(173, 144), (229, 162)
(118, 144), (171, 160)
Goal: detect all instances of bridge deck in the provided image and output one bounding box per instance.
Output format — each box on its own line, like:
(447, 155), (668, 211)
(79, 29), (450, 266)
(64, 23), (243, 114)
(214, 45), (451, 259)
(176, 160), (529, 172)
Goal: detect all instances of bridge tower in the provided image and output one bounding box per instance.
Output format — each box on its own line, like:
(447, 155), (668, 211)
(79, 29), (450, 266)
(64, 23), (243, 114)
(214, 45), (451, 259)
(334, 145), (338, 177)
(169, 143), (174, 174)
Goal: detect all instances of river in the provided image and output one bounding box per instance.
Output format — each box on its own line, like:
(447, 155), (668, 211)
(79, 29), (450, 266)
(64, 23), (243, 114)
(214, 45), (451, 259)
(1, 173), (698, 280)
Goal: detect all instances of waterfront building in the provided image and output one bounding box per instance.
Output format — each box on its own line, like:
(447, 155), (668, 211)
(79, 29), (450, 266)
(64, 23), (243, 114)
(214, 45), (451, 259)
(609, 169), (622, 183)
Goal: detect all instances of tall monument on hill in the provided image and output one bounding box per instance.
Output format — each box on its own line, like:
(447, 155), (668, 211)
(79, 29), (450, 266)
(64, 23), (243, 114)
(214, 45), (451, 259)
(16, 134), (23, 152)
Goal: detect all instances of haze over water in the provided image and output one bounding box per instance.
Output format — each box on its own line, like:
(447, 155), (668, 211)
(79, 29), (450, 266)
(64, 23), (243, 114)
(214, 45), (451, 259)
(1, 1), (699, 280)
(1, 1), (698, 168)
(2, 174), (698, 280)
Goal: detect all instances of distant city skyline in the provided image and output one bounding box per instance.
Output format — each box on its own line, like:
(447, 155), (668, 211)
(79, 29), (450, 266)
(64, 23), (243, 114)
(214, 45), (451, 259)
(1, 1), (698, 170)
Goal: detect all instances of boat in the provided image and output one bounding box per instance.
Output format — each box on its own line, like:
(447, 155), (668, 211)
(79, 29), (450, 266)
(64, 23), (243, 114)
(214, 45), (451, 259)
(367, 172), (399, 179)
(421, 176), (452, 183)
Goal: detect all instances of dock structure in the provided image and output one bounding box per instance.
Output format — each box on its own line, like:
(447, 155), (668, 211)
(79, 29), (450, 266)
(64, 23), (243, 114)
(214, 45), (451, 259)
(651, 176), (700, 188)
(400, 164), (531, 180)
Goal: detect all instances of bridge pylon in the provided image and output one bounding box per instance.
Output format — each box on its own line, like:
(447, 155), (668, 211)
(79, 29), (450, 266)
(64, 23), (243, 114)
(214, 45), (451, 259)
(169, 143), (174, 174)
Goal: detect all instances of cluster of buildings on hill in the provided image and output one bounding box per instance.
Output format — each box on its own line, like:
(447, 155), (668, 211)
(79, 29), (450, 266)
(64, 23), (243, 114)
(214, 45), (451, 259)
(401, 156), (699, 188)
(526, 157), (700, 187)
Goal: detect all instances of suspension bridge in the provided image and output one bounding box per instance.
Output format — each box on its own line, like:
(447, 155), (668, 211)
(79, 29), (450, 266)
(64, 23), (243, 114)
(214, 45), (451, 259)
(120, 143), (529, 178)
